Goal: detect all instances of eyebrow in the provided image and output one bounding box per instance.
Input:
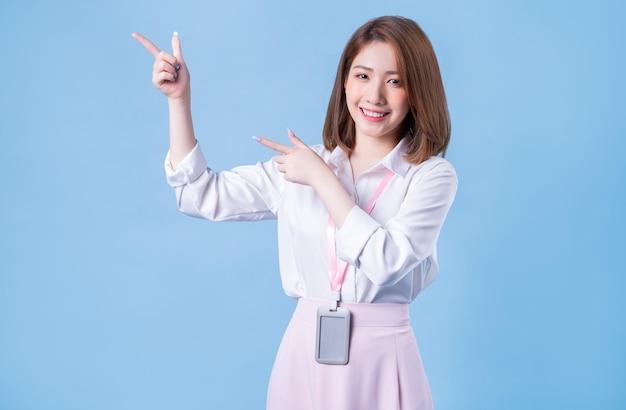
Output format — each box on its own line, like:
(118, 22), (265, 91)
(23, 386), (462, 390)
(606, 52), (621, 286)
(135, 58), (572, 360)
(351, 64), (399, 75)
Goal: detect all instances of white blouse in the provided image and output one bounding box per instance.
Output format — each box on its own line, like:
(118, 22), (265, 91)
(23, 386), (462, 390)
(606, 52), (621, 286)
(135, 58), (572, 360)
(165, 138), (457, 304)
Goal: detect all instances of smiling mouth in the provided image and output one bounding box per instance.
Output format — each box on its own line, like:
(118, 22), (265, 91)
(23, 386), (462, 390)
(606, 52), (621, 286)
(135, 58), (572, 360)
(360, 108), (389, 119)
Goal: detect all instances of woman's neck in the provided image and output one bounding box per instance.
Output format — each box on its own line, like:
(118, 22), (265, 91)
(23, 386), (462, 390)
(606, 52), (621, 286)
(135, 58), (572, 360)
(349, 135), (399, 179)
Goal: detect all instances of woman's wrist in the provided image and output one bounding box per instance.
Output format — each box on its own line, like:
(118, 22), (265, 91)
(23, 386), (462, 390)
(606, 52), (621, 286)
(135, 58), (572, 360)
(167, 93), (191, 107)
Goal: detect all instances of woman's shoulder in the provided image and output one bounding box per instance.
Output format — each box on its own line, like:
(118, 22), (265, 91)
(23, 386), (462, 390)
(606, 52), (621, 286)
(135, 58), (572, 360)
(412, 155), (455, 172)
(406, 156), (457, 183)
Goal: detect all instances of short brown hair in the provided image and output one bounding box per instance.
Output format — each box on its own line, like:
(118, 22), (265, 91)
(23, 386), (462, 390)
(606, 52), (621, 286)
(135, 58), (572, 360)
(322, 16), (450, 164)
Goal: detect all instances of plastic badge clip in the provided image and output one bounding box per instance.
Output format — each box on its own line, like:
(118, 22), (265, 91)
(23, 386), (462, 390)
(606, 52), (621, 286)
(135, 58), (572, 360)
(330, 291), (341, 311)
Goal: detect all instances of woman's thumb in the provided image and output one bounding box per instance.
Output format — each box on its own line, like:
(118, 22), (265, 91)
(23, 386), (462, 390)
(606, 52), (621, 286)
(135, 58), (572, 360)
(287, 128), (305, 147)
(172, 31), (184, 61)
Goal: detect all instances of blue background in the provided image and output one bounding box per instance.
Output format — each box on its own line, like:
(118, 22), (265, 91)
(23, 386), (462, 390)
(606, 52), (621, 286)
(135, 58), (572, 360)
(1, 0), (624, 409)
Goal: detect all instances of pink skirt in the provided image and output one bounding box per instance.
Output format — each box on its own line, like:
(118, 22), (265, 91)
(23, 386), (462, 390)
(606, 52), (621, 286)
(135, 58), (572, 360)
(267, 298), (433, 410)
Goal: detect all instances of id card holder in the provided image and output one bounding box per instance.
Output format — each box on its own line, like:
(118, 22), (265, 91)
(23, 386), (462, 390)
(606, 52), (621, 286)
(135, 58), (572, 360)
(315, 306), (351, 365)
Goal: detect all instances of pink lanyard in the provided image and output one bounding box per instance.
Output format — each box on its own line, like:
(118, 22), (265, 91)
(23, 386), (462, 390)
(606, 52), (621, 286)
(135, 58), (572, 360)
(326, 170), (395, 301)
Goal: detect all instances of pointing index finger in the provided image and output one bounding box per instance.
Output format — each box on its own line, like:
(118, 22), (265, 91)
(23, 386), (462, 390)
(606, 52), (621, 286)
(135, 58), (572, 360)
(253, 136), (292, 154)
(132, 32), (161, 57)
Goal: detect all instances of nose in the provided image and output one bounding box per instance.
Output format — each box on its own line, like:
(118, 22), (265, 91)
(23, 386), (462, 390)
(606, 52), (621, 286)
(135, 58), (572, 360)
(366, 81), (386, 105)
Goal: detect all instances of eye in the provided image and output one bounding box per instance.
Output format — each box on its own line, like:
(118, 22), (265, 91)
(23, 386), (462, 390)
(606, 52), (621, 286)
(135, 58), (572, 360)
(388, 79), (402, 86)
(356, 73), (369, 80)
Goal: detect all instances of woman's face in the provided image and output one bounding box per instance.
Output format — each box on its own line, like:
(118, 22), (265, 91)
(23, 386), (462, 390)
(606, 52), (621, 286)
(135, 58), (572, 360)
(344, 41), (409, 146)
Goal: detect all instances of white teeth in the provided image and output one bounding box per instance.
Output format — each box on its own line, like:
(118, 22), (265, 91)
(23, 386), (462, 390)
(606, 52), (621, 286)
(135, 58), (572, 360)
(362, 109), (385, 118)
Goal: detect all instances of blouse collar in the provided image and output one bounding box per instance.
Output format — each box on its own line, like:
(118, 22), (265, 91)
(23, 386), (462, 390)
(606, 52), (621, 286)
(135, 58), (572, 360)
(328, 137), (412, 178)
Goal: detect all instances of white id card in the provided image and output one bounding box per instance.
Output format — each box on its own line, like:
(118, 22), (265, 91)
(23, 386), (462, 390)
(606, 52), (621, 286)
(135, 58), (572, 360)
(315, 306), (351, 365)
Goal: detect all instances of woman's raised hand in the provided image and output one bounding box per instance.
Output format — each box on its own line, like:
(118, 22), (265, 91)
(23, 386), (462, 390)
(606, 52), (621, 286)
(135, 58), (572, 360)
(132, 32), (190, 101)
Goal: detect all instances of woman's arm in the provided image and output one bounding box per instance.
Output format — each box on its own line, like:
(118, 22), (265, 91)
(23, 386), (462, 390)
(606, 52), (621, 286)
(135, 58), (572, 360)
(255, 130), (357, 228)
(132, 32), (196, 169)
(336, 160), (458, 287)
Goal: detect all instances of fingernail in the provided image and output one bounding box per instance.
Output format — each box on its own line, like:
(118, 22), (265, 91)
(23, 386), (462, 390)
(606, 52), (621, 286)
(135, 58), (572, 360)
(252, 136), (262, 142)
(287, 128), (293, 135)
(174, 31), (179, 36)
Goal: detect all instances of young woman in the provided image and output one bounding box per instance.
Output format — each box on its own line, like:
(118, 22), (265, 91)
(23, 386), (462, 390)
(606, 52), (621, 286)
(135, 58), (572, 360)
(134, 15), (457, 410)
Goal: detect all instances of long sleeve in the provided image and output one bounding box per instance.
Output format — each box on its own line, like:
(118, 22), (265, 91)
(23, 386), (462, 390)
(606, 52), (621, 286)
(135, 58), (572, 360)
(164, 143), (283, 222)
(335, 158), (457, 290)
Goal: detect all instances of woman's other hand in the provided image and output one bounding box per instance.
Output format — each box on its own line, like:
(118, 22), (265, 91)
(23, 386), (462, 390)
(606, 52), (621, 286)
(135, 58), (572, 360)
(255, 129), (332, 187)
(132, 32), (190, 102)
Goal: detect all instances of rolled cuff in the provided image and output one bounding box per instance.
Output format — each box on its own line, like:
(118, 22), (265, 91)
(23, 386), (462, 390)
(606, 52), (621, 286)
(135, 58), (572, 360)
(335, 206), (381, 267)
(164, 142), (208, 187)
